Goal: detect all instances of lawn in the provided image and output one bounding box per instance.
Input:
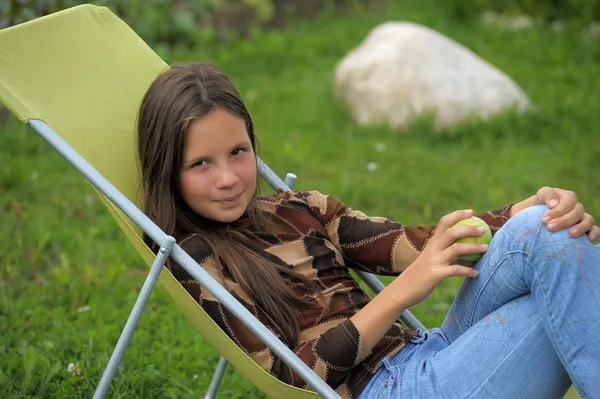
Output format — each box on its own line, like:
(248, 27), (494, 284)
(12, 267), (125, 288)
(0, 1), (598, 398)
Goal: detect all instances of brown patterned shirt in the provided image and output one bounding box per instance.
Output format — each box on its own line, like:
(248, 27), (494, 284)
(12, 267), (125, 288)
(168, 191), (512, 398)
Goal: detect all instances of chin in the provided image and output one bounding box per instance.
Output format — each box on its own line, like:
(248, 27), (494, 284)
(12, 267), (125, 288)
(200, 193), (253, 223)
(214, 203), (248, 223)
(217, 212), (244, 223)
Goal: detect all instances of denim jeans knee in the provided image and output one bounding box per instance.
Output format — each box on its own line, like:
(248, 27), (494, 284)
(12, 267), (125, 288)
(492, 203), (582, 261)
(498, 204), (548, 237)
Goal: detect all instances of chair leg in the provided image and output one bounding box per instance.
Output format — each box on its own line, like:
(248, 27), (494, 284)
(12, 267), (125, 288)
(93, 237), (176, 399)
(204, 356), (228, 399)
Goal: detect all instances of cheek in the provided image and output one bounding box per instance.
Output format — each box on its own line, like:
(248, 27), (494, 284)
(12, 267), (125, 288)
(237, 157), (257, 189)
(180, 172), (212, 203)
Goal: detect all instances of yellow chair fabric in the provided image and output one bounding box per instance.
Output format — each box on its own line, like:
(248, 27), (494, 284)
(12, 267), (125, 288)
(0, 5), (320, 398)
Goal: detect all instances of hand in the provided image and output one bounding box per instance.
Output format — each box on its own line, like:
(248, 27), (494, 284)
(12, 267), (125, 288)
(400, 209), (487, 308)
(534, 186), (599, 242)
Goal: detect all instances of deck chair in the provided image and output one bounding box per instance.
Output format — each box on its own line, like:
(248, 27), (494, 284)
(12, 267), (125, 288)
(0, 5), (426, 398)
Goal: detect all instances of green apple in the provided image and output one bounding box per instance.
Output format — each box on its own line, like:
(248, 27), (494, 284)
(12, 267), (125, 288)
(452, 216), (492, 262)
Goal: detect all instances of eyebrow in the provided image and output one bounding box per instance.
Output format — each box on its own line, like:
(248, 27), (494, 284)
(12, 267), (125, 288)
(184, 140), (251, 165)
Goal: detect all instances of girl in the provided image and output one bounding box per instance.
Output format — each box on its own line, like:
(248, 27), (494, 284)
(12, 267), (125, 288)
(136, 62), (600, 399)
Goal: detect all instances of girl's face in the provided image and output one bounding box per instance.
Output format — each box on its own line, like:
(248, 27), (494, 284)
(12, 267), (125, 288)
(178, 107), (257, 223)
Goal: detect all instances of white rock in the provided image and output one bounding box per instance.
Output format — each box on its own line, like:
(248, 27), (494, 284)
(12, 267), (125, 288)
(333, 22), (531, 131)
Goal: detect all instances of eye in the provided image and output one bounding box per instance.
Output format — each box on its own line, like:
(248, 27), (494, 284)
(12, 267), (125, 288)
(191, 160), (207, 168)
(231, 147), (247, 156)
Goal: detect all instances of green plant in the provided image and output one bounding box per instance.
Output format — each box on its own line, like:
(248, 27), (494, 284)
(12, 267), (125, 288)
(447, 0), (600, 24)
(1, 1), (596, 397)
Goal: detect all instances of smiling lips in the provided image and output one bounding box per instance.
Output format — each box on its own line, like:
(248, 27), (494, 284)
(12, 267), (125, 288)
(216, 193), (242, 206)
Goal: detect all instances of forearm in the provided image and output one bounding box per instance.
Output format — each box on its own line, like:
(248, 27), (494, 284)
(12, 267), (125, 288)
(351, 197), (542, 352)
(509, 195), (536, 218)
(350, 273), (413, 351)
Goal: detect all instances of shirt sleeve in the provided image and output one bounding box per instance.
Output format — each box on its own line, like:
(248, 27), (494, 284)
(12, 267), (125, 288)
(168, 233), (371, 391)
(298, 191), (512, 275)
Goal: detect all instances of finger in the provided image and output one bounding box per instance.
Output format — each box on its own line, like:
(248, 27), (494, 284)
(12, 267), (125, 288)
(443, 242), (489, 261)
(546, 202), (585, 232)
(536, 186), (559, 209)
(440, 224), (486, 248)
(542, 189), (578, 223)
(587, 225), (600, 243)
(436, 209), (474, 237)
(440, 264), (480, 279)
(567, 213), (595, 238)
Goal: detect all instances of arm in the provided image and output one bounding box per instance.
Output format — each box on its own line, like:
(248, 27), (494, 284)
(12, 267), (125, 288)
(170, 208), (492, 388)
(354, 208), (490, 350)
(301, 191), (512, 275)
(508, 195), (535, 218)
(169, 235), (376, 390)
(349, 271), (415, 351)
(349, 184), (600, 350)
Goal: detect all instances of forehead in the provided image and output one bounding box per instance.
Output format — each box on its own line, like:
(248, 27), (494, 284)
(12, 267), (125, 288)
(184, 107), (250, 154)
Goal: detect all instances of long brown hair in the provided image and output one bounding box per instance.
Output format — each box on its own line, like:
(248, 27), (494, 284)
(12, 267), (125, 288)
(136, 62), (321, 350)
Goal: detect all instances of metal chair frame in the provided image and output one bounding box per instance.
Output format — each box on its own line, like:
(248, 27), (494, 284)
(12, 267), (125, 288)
(25, 120), (427, 399)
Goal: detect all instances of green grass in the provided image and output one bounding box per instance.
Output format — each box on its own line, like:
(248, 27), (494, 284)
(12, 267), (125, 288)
(1, 1), (598, 398)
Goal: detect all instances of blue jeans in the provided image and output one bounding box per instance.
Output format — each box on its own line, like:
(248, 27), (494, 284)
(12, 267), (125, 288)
(359, 205), (600, 399)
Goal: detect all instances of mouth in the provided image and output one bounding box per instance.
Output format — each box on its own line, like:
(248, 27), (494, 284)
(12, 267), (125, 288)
(215, 193), (242, 205)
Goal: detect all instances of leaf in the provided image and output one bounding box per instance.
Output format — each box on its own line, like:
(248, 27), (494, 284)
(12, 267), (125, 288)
(69, 374), (86, 385)
(53, 267), (71, 286)
(242, 0), (274, 21)
(40, 361), (62, 392)
(42, 340), (55, 350)
(22, 345), (37, 390)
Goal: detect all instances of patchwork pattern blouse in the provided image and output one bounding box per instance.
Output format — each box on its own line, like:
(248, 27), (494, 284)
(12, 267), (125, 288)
(168, 191), (511, 398)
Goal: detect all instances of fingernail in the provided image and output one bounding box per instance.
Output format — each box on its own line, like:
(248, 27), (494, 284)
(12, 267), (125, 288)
(542, 216), (550, 224)
(548, 222), (556, 230)
(549, 199), (558, 207)
(571, 228), (578, 236)
(591, 235), (596, 241)
(466, 209), (473, 214)
(481, 244), (488, 250)
(477, 227), (485, 233)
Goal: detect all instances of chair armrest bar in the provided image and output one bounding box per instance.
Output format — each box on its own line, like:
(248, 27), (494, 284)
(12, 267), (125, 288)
(256, 157), (428, 333)
(355, 271), (428, 332)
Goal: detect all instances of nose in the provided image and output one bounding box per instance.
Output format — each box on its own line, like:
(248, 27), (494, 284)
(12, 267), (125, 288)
(214, 163), (240, 189)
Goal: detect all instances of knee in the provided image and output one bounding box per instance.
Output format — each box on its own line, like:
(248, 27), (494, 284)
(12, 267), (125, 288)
(493, 204), (555, 250)
(496, 204), (582, 251)
(501, 204), (548, 235)
(510, 204), (548, 222)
